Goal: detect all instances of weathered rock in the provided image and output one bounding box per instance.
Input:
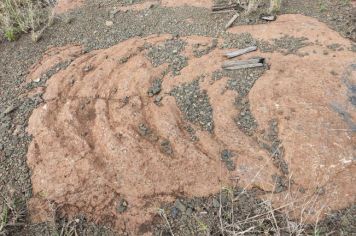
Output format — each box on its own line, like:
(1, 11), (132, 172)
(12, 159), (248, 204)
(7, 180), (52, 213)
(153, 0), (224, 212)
(174, 200), (186, 213)
(212, 198), (220, 208)
(27, 35), (279, 234)
(26, 15), (356, 234)
(232, 14), (356, 221)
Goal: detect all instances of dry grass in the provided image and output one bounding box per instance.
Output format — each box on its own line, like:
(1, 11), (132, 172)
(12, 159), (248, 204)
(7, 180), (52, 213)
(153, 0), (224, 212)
(0, 192), (26, 236)
(213, 186), (331, 236)
(0, 0), (54, 42)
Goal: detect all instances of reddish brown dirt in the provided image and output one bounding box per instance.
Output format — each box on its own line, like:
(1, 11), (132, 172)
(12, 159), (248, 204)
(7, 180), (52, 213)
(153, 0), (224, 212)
(54, 0), (84, 14)
(117, 1), (160, 12)
(27, 44), (83, 83)
(27, 35), (279, 234)
(231, 14), (356, 221)
(119, 0), (213, 10)
(26, 15), (355, 234)
(54, 0), (213, 14)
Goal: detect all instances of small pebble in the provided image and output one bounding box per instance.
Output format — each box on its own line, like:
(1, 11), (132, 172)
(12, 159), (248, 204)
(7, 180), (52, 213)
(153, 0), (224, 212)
(171, 207), (179, 219)
(174, 199), (186, 212)
(155, 95), (162, 103)
(212, 198), (220, 208)
(33, 78), (41, 83)
(105, 20), (114, 27)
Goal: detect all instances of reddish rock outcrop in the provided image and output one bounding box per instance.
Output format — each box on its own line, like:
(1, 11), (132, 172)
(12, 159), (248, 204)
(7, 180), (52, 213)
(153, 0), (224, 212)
(27, 15), (355, 233)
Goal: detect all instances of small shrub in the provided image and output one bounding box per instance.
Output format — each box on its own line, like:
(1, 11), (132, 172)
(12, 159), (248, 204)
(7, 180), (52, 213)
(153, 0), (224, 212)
(0, 194), (26, 235)
(4, 28), (17, 41)
(319, 3), (327, 12)
(0, 0), (53, 42)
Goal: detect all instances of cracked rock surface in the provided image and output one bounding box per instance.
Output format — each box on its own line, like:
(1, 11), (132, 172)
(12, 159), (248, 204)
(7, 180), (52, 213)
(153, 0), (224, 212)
(25, 15), (355, 234)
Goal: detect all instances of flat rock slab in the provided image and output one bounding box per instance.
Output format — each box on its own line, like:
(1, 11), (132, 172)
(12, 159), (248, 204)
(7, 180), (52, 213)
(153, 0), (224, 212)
(26, 14), (355, 234)
(233, 14), (355, 220)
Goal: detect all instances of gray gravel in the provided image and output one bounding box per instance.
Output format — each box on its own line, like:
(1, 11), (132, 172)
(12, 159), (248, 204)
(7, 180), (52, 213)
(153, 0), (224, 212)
(258, 119), (289, 175)
(146, 39), (188, 76)
(147, 78), (162, 97)
(183, 124), (199, 142)
(170, 80), (214, 132)
(220, 149), (236, 171)
(258, 35), (311, 55)
(138, 123), (159, 142)
(160, 139), (173, 156)
(211, 67), (266, 136)
(220, 32), (257, 49)
(193, 38), (218, 57)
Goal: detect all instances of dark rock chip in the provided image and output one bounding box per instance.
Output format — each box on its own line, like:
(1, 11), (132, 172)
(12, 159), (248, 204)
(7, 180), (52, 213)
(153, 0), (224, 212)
(258, 35), (312, 55)
(82, 64), (93, 72)
(184, 124), (199, 142)
(174, 200), (186, 212)
(315, 186), (326, 196)
(148, 79), (162, 97)
(138, 123), (159, 142)
(193, 38), (218, 58)
(327, 43), (343, 51)
(170, 207), (180, 219)
(221, 32), (256, 49)
(212, 198), (220, 208)
(3, 104), (17, 115)
(155, 95), (163, 103)
(117, 199), (128, 213)
(272, 175), (288, 193)
(160, 139), (173, 156)
(220, 149), (236, 171)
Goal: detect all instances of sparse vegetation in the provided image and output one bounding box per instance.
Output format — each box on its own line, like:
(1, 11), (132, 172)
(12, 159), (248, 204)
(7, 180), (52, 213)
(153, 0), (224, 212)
(0, 193), (26, 235)
(0, 0), (53, 42)
(341, 0), (351, 6)
(319, 2), (327, 12)
(156, 185), (356, 235)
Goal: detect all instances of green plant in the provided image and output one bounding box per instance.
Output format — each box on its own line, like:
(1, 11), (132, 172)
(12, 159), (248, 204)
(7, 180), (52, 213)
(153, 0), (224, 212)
(0, 0), (52, 42)
(341, 0), (350, 6)
(0, 204), (9, 234)
(0, 194), (26, 235)
(193, 216), (209, 233)
(319, 3), (327, 12)
(4, 28), (16, 41)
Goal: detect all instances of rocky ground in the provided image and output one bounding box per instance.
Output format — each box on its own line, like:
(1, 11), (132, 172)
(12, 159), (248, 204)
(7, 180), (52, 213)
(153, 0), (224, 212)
(0, 0), (355, 235)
